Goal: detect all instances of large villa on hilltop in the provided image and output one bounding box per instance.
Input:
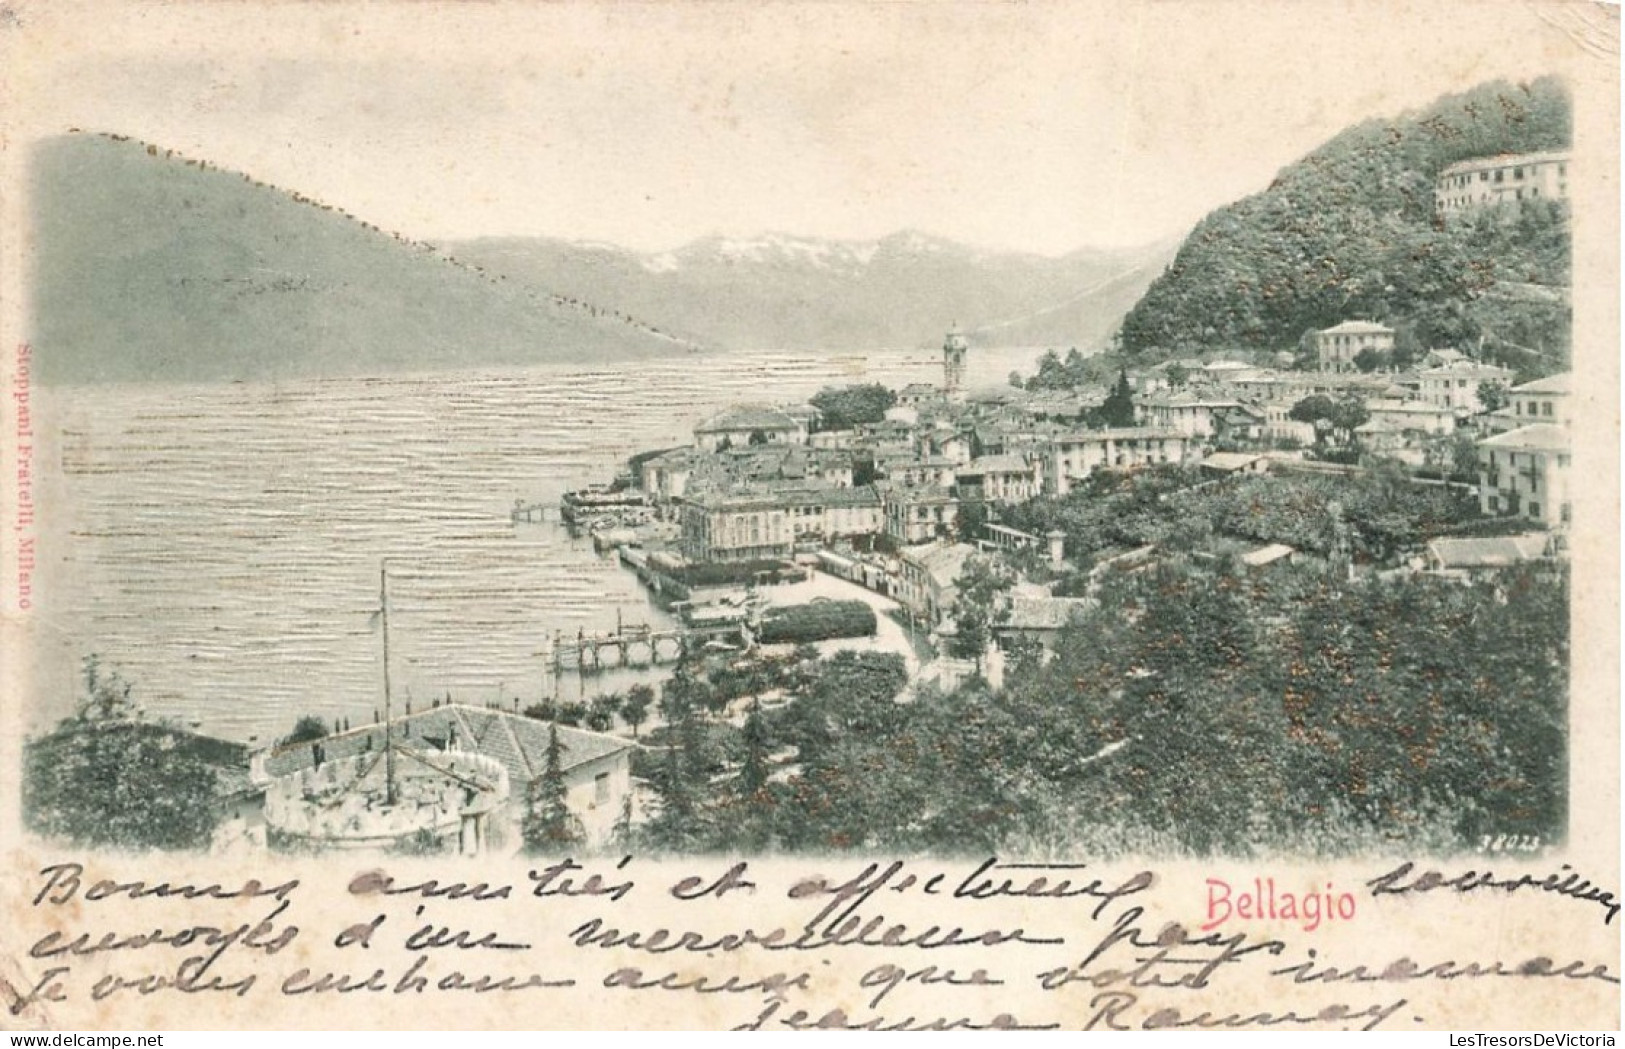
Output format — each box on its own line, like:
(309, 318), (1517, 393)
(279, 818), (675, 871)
(1435, 150), (1570, 221)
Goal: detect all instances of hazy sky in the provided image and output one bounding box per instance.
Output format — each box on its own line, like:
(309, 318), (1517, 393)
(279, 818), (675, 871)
(7, 1), (1599, 255)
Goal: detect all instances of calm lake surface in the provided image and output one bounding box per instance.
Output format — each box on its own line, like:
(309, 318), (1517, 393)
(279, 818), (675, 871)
(33, 345), (1049, 743)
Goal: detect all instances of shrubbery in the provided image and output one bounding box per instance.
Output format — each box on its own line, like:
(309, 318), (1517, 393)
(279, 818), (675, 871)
(758, 600), (877, 644)
(1002, 463), (1475, 566)
(24, 659), (242, 852)
(809, 384), (895, 431)
(670, 560), (802, 589)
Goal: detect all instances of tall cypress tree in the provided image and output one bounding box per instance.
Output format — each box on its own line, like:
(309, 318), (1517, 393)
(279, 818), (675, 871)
(522, 724), (581, 853)
(740, 702), (769, 796)
(1099, 368), (1137, 428)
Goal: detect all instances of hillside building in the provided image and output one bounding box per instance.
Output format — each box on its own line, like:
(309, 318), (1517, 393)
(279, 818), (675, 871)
(639, 446), (703, 502)
(1435, 150), (1570, 221)
(1507, 372), (1572, 428)
(883, 485), (961, 545)
(1042, 428), (1191, 496)
(1364, 397), (1457, 436)
(1476, 423), (1571, 529)
(896, 541), (977, 623)
(1259, 399), (1318, 445)
(955, 454), (1043, 505)
(693, 404), (806, 451)
(1416, 360), (1515, 416)
(1199, 451), (1269, 477)
(897, 383), (945, 409)
(1315, 321), (1394, 373)
(680, 482), (883, 561)
(680, 489), (793, 562)
(1425, 534), (1550, 578)
(994, 595), (1093, 656)
(875, 452), (957, 488)
(1140, 392), (1246, 437)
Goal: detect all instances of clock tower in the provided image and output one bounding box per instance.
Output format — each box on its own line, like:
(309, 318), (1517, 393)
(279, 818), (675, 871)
(943, 324), (968, 402)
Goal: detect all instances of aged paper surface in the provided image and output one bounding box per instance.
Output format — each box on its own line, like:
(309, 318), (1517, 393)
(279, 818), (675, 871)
(0, 0), (1618, 1033)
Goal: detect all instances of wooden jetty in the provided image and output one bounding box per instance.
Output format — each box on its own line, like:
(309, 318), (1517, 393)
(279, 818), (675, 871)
(547, 619), (748, 674)
(511, 500), (561, 524)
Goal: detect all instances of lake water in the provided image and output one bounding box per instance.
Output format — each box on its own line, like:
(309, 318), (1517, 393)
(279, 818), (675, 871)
(31, 345), (1050, 743)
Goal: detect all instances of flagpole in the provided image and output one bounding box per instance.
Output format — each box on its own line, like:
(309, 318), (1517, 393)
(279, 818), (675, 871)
(381, 560), (396, 806)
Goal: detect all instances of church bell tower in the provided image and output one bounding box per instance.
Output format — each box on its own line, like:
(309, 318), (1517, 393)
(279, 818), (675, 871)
(942, 324), (968, 402)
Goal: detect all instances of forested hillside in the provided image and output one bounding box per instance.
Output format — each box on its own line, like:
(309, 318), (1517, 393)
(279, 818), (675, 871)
(1118, 77), (1571, 376)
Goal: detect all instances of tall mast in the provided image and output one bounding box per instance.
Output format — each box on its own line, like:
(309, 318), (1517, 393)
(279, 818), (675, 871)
(381, 561), (397, 806)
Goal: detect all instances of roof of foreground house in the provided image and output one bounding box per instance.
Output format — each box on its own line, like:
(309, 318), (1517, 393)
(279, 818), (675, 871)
(264, 704), (632, 785)
(1479, 424), (1570, 453)
(1002, 596), (1093, 630)
(695, 404), (799, 433)
(1426, 535), (1549, 569)
(1320, 320), (1394, 336)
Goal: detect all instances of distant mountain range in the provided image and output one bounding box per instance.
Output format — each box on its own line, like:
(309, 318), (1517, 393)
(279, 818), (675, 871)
(443, 232), (1176, 353)
(29, 134), (697, 384)
(28, 132), (1172, 384)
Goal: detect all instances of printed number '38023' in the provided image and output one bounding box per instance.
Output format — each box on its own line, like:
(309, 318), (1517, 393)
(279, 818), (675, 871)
(1480, 834), (1543, 853)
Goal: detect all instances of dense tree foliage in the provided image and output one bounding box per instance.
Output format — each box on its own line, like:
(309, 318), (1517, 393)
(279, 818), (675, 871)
(1022, 347), (1086, 390)
(585, 694), (622, 732)
(621, 684), (654, 738)
(809, 383), (896, 430)
(639, 562), (1566, 857)
(1353, 347), (1389, 373)
(955, 498), (992, 545)
(1478, 380), (1511, 412)
(948, 555), (1014, 666)
(1096, 368), (1136, 427)
(1118, 77), (1570, 372)
(1018, 346), (1128, 392)
(642, 651), (915, 852)
(523, 698), (589, 727)
(1290, 395), (1370, 444)
(281, 715), (329, 746)
(1000, 463), (1474, 566)
(24, 659), (240, 852)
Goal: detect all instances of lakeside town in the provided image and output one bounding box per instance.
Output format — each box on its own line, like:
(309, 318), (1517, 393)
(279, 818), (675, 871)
(575, 316), (1568, 659)
(22, 129), (1574, 861)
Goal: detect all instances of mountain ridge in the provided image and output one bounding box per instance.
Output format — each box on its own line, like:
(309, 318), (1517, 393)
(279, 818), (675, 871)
(443, 231), (1176, 353)
(30, 133), (700, 385)
(31, 131), (1176, 383)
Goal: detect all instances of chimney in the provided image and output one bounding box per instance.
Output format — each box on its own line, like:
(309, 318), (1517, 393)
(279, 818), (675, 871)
(1048, 530), (1066, 569)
